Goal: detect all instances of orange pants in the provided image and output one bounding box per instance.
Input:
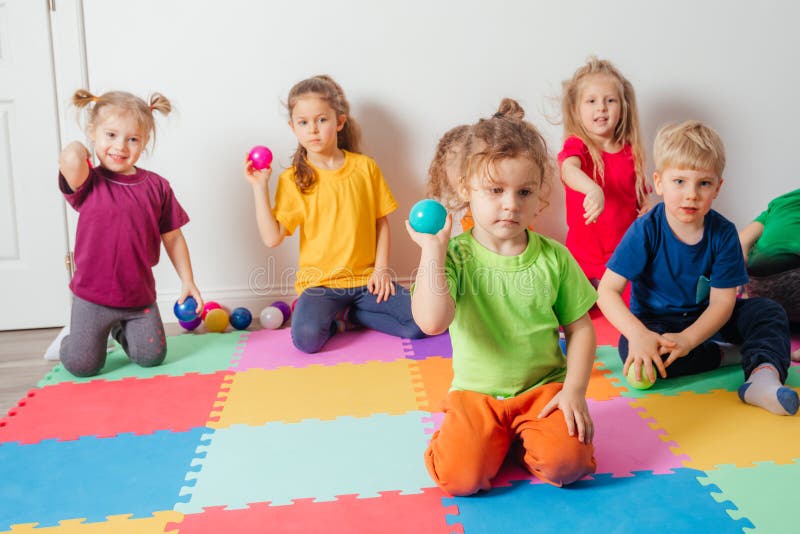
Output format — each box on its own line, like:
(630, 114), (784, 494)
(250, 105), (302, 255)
(425, 382), (596, 496)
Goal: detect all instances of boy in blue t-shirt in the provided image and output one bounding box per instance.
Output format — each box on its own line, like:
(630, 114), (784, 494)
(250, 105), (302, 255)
(597, 121), (798, 416)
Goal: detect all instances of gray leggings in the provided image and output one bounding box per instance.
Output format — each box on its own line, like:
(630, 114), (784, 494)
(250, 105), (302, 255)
(60, 295), (167, 377)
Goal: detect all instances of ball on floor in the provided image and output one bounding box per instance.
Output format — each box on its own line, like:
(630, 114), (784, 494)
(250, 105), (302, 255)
(230, 307), (253, 330)
(205, 308), (230, 333)
(260, 306), (284, 329)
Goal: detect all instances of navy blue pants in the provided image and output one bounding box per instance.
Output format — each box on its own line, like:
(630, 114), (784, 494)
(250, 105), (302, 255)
(291, 285), (425, 353)
(619, 297), (791, 382)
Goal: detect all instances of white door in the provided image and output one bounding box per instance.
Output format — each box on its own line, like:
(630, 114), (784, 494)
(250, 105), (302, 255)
(0, 0), (71, 330)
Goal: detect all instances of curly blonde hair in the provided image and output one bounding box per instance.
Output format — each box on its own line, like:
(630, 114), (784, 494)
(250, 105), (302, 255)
(426, 124), (470, 210)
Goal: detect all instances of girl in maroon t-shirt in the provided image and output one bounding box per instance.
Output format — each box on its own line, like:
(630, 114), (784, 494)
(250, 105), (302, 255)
(58, 89), (203, 377)
(558, 57), (650, 284)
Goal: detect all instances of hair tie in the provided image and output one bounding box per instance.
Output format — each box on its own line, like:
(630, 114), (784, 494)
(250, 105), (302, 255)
(90, 96), (99, 103)
(492, 112), (504, 119)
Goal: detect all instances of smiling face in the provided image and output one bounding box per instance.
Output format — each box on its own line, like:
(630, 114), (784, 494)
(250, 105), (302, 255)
(464, 156), (541, 254)
(88, 106), (146, 175)
(654, 167), (723, 240)
(289, 93), (345, 159)
(578, 73), (622, 147)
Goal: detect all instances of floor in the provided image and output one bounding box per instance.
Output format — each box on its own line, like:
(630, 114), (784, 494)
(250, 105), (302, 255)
(0, 328), (60, 414)
(0, 324), (185, 415)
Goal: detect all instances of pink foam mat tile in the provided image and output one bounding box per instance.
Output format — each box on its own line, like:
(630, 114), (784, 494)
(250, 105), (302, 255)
(232, 328), (408, 370)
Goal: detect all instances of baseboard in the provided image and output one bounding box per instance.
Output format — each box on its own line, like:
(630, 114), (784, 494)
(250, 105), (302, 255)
(155, 278), (413, 324)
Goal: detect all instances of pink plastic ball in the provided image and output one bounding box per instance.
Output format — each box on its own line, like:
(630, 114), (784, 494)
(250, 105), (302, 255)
(248, 145), (273, 170)
(202, 301), (222, 320)
(291, 298), (299, 312)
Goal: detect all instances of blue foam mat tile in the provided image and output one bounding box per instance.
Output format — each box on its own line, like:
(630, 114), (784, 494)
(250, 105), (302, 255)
(0, 427), (211, 529)
(444, 469), (754, 533)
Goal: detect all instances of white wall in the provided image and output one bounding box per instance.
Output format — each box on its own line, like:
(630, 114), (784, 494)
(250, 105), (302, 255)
(69, 0), (798, 316)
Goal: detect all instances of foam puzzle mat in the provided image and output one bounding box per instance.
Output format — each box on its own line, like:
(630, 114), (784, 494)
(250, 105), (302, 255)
(2, 314), (799, 533)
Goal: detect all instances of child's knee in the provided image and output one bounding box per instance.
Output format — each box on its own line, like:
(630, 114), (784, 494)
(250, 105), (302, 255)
(525, 440), (596, 486)
(60, 338), (104, 377)
(126, 339), (167, 368)
(425, 447), (489, 496)
(291, 321), (328, 354)
(402, 323), (426, 339)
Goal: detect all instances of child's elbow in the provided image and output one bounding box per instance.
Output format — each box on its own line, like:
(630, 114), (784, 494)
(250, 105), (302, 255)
(419, 321), (448, 336)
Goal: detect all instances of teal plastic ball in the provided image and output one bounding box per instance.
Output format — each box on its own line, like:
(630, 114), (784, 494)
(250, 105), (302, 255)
(409, 199), (447, 234)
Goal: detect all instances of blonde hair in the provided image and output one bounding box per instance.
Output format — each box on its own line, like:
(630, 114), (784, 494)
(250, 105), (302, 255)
(561, 56), (647, 206)
(426, 124), (469, 210)
(459, 98), (553, 211)
(287, 75), (361, 193)
(653, 120), (726, 176)
(73, 89), (171, 148)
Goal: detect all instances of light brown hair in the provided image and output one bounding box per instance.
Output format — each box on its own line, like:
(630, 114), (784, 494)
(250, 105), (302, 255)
(287, 75), (361, 193)
(426, 124), (470, 210)
(460, 98), (553, 211)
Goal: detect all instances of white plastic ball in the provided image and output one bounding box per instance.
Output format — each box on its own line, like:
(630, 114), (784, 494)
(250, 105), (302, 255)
(259, 306), (284, 329)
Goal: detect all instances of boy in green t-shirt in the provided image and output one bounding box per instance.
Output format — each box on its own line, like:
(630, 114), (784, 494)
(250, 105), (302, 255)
(407, 100), (597, 497)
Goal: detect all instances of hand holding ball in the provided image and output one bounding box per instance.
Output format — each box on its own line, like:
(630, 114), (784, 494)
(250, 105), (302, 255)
(248, 145), (273, 170)
(174, 297), (199, 322)
(409, 199), (447, 234)
(626, 365), (656, 390)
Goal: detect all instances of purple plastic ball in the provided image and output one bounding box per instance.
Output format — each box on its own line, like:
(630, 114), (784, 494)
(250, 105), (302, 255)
(179, 316), (202, 331)
(272, 300), (292, 323)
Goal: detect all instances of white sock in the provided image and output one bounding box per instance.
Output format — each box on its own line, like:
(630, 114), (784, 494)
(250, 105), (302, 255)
(738, 364), (799, 416)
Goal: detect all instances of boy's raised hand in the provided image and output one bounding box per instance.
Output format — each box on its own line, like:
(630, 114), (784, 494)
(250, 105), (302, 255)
(243, 155), (272, 189)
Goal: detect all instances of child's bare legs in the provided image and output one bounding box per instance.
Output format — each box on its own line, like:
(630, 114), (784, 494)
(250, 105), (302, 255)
(425, 384), (595, 496)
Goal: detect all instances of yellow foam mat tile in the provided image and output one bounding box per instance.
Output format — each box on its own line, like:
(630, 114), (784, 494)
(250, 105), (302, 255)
(5, 511), (182, 533)
(208, 361), (420, 427)
(631, 388), (800, 469)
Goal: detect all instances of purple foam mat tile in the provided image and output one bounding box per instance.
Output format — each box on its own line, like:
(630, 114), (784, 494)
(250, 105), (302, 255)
(231, 327), (408, 371)
(403, 332), (452, 361)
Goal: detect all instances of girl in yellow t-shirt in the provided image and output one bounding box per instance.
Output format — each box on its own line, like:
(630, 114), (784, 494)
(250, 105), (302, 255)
(244, 75), (424, 353)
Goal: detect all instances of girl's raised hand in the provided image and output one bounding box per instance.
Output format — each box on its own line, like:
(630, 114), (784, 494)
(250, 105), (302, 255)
(583, 184), (605, 224)
(243, 155), (272, 189)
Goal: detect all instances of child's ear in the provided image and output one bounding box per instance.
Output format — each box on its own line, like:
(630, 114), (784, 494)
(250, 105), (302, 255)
(336, 114), (347, 132)
(652, 171), (663, 196)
